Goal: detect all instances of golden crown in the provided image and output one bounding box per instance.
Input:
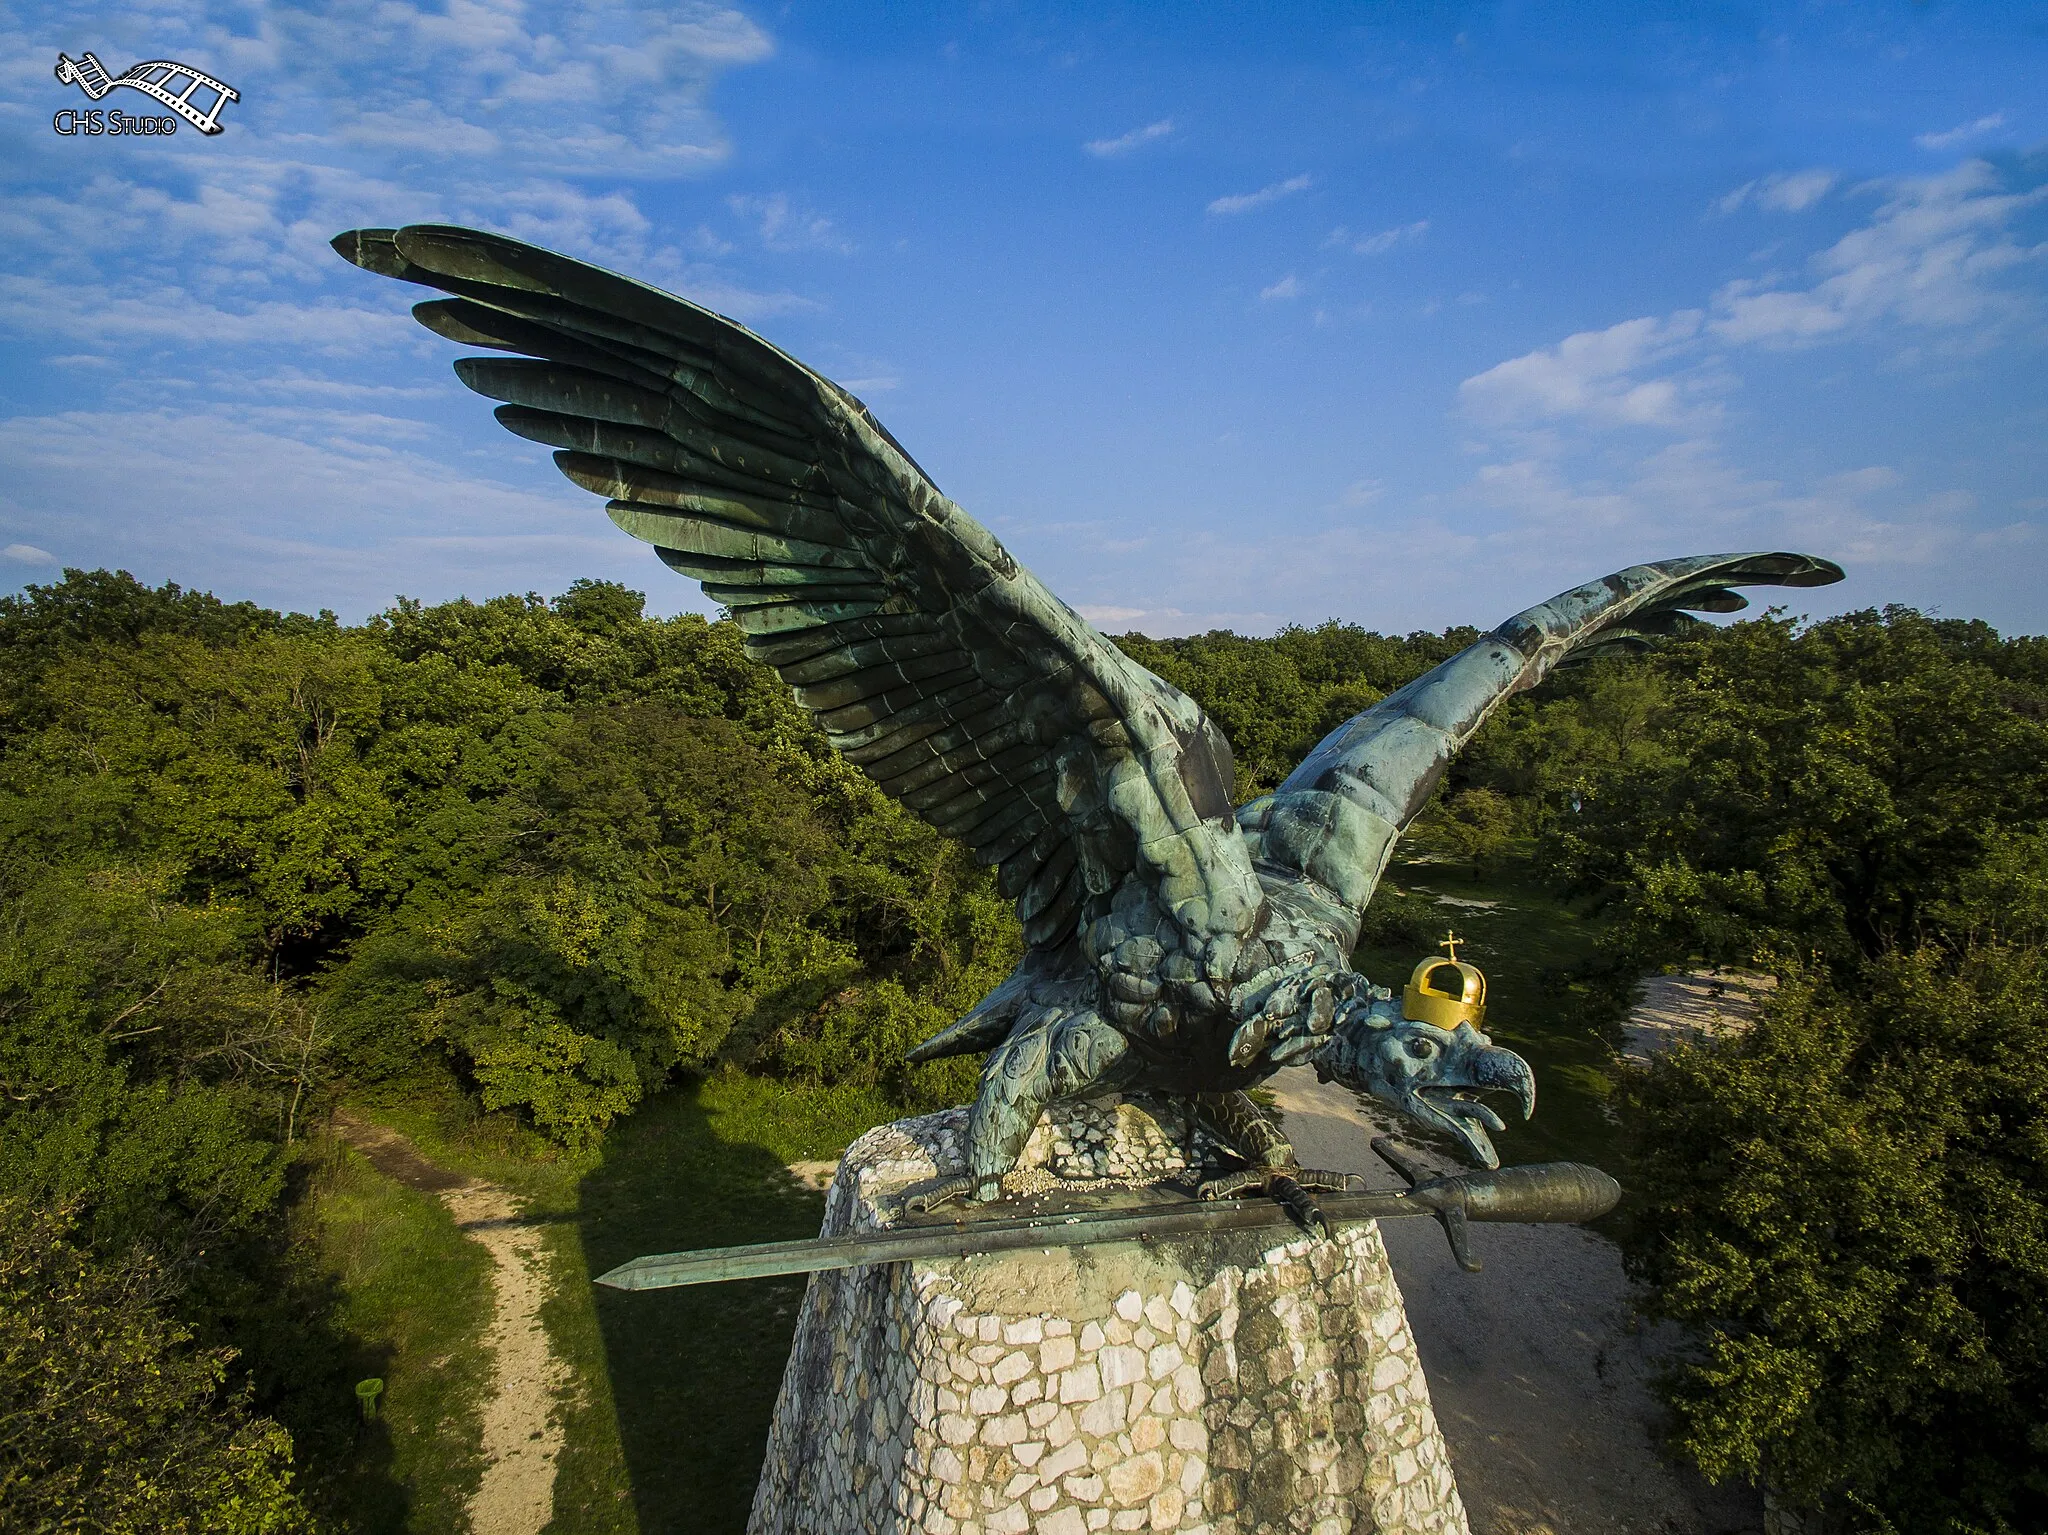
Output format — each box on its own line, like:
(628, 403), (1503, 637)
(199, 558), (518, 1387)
(1402, 931), (1487, 1032)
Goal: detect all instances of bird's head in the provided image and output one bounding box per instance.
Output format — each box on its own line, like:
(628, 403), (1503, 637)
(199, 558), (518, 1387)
(1312, 991), (1535, 1168)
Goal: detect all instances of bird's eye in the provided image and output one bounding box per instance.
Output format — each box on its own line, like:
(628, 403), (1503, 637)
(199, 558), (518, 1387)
(1405, 1038), (1436, 1059)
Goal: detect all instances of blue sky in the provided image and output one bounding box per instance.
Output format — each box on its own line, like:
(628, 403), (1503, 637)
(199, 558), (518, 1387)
(3, 2), (2044, 636)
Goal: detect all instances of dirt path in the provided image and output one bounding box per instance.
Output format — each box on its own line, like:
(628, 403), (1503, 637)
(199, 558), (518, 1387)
(1621, 969), (1774, 1065)
(333, 1113), (571, 1535)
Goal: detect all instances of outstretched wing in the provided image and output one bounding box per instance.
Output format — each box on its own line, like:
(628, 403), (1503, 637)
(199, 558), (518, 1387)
(333, 225), (1263, 961)
(1239, 553), (1845, 948)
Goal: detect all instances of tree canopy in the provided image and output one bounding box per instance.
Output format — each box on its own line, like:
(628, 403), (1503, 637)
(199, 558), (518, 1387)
(2, 568), (2042, 1531)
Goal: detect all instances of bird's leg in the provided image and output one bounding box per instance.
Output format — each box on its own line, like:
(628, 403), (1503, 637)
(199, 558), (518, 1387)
(908, 1028), (1053, 1212)
(908, 1011), (1127, 1214)
(1192, 1091), (1366, 1239)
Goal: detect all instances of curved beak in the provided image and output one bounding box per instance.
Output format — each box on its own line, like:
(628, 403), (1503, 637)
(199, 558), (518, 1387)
(1471, 1039), (1537, 1120)
(1411, 1031), (1535, 1168)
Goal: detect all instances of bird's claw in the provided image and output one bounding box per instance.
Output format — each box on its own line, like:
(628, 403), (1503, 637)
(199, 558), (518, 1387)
(905, 1174), (978, 1213)
(1197, 1169), (1261, 1201)
(1197, 1165), (1364, 1240)
(906, 1173), (1008, 1213)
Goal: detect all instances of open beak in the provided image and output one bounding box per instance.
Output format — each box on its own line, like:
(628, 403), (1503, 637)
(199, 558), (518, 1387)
(1409, 1038), (1534, 1168)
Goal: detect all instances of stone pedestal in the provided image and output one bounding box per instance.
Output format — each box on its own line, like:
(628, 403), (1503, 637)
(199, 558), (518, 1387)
(749, 1098), (1468, 1535)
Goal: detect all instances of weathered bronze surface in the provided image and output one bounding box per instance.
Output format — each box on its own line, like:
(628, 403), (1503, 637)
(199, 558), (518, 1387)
(595, 1155), (1622, 1290)
(335, 225), (1844, 1222)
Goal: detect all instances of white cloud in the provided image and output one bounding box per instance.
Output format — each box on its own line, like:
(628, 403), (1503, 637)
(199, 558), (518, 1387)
(1461, 437), (1973, 572)
(272, 0), (774, 178)
(1208, 175), (1312, 216)
(1916, 113), (2008, 152)
(1085, 119), (1174, 158)
(1466, 161), (2047, 435)
(3, 544), (55, 565)
(1326, 219), (1429, 254)
(1260, 274), (1303, 301)
(1077, 604), (1173, 626)
(1716, 170), (1838, 214)
(1459, 312), (1708, 427)
(0, 274), (413, 352)
(1441, 159), (2047, 617)
(0, 406), (707, 618)
(1712, 162), (2048, 346)
(727, 193), (855, 254)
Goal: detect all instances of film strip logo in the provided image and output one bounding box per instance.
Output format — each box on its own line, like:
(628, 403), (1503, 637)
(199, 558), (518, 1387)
(55, 52), (239, 136)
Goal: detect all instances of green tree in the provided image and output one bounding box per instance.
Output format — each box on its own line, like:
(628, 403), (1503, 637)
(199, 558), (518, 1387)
(0, 1197), (314, 1534)
(1584, 607), (2048, 1531)
(1423, 786), (1517, 874)
(1546, 608), (2048, 971)
(1619, 940), (2048, 1533)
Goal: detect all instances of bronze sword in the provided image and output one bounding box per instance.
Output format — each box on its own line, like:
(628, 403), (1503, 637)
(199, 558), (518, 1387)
(595, 1158), (1620, 1291)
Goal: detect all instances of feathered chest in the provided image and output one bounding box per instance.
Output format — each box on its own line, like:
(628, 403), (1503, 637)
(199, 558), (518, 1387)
(1085, 879), (1349, 1064)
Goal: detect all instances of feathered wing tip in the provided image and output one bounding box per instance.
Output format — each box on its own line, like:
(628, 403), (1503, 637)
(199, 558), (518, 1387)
(904, 949), (1092, 1063)
(904, 1000), (1020, 1064)
(1242, 551), (1845, 943)
(1495, 551), (1845, 674)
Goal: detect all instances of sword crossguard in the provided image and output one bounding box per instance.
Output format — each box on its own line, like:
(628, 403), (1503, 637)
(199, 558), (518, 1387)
(1372, 1136), (1481, 1271)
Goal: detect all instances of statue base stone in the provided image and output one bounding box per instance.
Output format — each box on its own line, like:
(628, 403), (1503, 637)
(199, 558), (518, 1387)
(749, 1097), (1468, 1535)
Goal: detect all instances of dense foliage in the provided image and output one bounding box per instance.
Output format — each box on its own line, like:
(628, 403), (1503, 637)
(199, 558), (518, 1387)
(3, 570), (2043, 1531)
(0, 570), (1024, 1528)
(1541, 608), (2048, 970)
(1542, 609), (2048, 1534)
(0, 1197), (311, 1533)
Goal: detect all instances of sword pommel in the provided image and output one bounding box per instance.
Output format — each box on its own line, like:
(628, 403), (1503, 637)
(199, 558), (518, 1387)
(1409, 1161), (1622, 1225)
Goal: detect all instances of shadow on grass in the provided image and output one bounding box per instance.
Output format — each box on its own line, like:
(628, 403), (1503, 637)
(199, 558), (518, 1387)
(572, 1080), (829, 1535)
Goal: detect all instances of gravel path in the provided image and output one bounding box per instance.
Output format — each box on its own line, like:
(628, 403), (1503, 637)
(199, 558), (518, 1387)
(333, 1113), (569, 1535)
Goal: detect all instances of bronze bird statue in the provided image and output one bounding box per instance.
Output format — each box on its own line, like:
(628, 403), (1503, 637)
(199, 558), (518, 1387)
(335, 225), (1843, 1223)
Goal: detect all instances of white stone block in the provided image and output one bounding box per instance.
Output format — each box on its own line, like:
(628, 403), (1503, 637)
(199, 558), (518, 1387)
(1040, 1438), (1088, 1481)
(1076, 1387), (1127, 1438)
(1099, 1345), (1146, 1390)
(1105, 1451), (1164, 1506)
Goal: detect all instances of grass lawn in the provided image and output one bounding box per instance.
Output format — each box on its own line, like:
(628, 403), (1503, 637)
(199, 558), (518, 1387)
(300, 1139), (496, 1533)
(330, 1074), (883, 1534)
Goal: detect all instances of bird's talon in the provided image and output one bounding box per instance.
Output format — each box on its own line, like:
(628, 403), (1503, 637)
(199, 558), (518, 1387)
(1292, 1167), (1369, 1194)
(906, 1174), (976, 1213)
(1198, 1170), (1259, 1201)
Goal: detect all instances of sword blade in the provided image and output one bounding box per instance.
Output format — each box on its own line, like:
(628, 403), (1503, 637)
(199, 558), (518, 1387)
(594, 1160), (1620, 1292)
